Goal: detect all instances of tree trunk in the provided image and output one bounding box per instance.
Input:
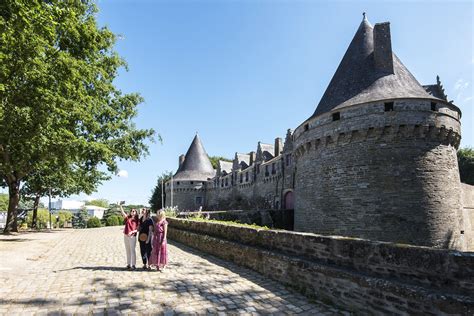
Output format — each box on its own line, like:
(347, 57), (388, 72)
(4, 179), (20, 233)
(31, 194), (40, 229)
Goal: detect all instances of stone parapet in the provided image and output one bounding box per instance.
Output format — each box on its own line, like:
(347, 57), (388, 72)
(168, 218), (473, 314)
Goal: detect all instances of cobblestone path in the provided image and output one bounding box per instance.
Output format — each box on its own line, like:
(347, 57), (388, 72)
(0, 227), (344, 315)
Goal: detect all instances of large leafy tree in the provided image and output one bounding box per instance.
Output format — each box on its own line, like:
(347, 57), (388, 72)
(149, 171), (172, 211)
(458, 147), (474, 185)
(0, 1), (155, 232)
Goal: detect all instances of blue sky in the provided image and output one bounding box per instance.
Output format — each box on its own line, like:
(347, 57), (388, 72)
(55, 0), (474, 206)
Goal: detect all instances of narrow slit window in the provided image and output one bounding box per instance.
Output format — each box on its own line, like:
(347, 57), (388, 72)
(384, 102), (394, 112)
(332, 112), (340, 121)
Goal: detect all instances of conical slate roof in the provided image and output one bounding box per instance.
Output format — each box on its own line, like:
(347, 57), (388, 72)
(173, 135), (216, 181)
(311, 16), (436, 118)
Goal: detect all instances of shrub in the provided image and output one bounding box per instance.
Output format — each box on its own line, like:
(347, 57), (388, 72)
(87, 216), (101, 228)
(106, 215), (120, 226)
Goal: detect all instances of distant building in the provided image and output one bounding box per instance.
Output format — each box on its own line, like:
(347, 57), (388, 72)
(50, 199), (106, 219)
(51, 199), (85, 211)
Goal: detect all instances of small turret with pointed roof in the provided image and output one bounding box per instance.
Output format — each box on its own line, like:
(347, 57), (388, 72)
(173, 134), (215, 181)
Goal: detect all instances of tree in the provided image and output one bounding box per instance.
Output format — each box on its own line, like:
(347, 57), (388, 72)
(149, 171), (172, 211)
(458, 147), (474, 185)
(85, 199), (109, 208)
(208, 156), (232, 169)
(1, 1), (155, 233)
(72, 209), (89, 229)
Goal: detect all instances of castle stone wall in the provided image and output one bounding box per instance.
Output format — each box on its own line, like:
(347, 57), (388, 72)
(165, 180), (206, 211)
(204, 155), (295, 211)
(168, 218), (473, 314)
(462, 183), (474, 250)
(293, 99), (465, 249)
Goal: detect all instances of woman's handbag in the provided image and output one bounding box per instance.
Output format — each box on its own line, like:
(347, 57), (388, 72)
(139, 232), (148, 242)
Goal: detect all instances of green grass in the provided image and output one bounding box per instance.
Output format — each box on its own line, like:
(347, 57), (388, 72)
(174, 216), (270, 230)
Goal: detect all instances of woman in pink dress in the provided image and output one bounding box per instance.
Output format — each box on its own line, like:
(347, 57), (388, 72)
(149, 210), (168, 271)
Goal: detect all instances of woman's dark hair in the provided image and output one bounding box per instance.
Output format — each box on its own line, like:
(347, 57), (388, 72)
(128, 208), (139, 221)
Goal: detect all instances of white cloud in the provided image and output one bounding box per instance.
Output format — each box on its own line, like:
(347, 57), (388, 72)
(116, 169), (129, 178)
(454, 78), (469, 92)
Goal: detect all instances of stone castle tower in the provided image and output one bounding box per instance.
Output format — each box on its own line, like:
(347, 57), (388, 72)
(164, 134), (215, 210)
(166, 16), (468, 250)
(293, 15), (463, 249)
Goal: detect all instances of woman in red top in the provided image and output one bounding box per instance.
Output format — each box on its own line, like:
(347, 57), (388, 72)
(120, 204), (139, 270)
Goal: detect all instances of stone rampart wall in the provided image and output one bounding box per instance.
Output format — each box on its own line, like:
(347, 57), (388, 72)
(168, 218), (473, 315)
(293, 99), (464, 250)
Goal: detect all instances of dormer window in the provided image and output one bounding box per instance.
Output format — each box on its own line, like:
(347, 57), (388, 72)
(384, 102), (394, 112)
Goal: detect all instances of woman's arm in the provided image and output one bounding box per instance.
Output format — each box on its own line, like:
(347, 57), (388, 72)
(162, 223), (168, 245)
(119, 204), (127, 218)
(146, 224), (153, 244)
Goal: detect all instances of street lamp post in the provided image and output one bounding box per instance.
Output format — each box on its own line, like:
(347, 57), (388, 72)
(170, 176), (173, 207)
(48, 188), (52, 229)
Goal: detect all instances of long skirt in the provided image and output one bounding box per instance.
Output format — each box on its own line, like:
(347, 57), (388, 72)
(149, 239), (167, 268)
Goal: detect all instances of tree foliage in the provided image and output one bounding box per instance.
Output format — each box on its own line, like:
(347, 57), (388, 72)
(208, 156), (232, 169)
(458, 147), (474, 185)
(26, 209), (50, 229)
(86, 216), (101, 228)
(85, 199), (109, 208)
(0, 193), (7, 212)
(72, 209), (89, 229)
(57, 210), (73, 228)
(106, 215), (120, 226)
(149, 171), (172, 211)
(0, 1), (155, 232)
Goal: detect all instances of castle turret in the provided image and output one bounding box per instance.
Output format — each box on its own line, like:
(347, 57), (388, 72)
(293, 15), (464, 250)
(165, 134), (215, 210)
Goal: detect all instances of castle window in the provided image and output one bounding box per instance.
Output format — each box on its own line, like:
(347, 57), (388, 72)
(332, 112), (340, 121)
(384, 102), (394, 112)
(195, 196), (202, 205)
(431, 102), (437, 111)
(304, 123), (309, 131)
(177, 181), (180, 185)
(272, 163), (276, 175)
(245, 172), (249, 182)
(265, 165), (269, 177)
(240, 173), (243, 183)
(190, 181), (194, 185)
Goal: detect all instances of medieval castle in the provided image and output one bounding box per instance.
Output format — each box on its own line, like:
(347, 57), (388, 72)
(165, 16), (472, 251)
